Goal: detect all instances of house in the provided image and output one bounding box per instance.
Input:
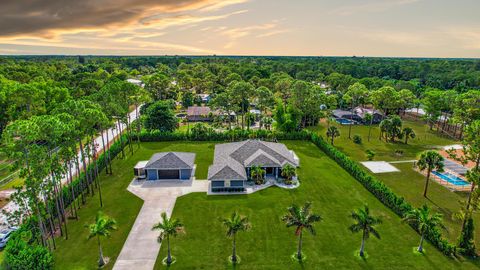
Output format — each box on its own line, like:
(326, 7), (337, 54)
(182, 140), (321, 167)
(197, 93), (211, 103)
(187, 106), (212, 122)
(354, 107), (384, 124)
(134, 152), (195, 180)
(333, 108), (384, 124)
(127, 78), (145, 88)
(332, 109), (363, 122)
(207, 140), (300, 192)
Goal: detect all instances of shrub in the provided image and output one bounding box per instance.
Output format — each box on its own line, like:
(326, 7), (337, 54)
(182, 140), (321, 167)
(4, 225), (54, 270)
(366, 150), (376, 161)
(353, 134), (362, 144)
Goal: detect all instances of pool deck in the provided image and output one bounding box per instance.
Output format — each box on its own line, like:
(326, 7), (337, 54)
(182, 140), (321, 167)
(416, 169), (471, 192)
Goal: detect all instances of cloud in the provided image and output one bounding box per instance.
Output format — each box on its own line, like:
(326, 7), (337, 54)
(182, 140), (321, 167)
(140, 10), (247, 28)
(220, 21), (285, 48)
(331, 0), (420, 16)
(443, 27), (480, 50)
(0, 0), (245, 38)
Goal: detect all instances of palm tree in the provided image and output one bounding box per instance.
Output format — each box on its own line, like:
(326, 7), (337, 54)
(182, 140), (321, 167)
(349, 205), (381, 258)
(417, 151), (444, 197)
(281, 164), (296, 185)
(326, 126), (340, 145)
(402, 127), (416, 144)
(364, 113), (374, 142)
(282, 202), (322, 261)
(250, 165), (265, 185)
(152, 212), (185, 265)
(86, 211), (117, 267)
(220, 212), (251, 264)
(403, 205), (446, 253)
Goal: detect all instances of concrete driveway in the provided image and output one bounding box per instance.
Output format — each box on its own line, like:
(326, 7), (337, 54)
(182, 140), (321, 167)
(113, 179), (208, 270)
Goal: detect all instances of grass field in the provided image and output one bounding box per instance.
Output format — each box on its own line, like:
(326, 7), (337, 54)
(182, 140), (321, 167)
(309, 119), (479, 247)
(154, 141), (479, 269)
(53, 142), (215, 270)
(308, 119), (457, 162)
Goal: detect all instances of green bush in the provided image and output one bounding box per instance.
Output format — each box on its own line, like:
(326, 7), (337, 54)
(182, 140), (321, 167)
(366, 150), (376, 161)
(4, 224), (54, 270)
(353, 134), (362, 144)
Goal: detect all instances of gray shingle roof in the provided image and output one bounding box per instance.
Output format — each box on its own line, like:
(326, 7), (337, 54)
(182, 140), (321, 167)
(145, 152), (195, 169)
(207, 140), (298, 180)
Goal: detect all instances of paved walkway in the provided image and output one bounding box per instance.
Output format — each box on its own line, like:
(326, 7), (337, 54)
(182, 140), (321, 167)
(113, 179), (208, 270)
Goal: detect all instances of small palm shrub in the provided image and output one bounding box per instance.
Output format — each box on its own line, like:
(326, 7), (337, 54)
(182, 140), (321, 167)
(353, 134), (362, 144)
(366, 150), (376, 161)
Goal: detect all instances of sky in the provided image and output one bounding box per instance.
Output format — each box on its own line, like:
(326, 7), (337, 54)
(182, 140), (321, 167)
(0, 0), (479, 58)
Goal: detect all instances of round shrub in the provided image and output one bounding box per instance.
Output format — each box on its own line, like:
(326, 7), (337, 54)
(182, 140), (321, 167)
(353, 134), (362, 144)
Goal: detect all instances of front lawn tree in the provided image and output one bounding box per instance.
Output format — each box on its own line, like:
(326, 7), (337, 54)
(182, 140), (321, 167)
(152, 212), (185, 265)
(417, 151), (444, 198)
(86, 212), (117, 268)
(349, 205), (382, 258)
(282, 202), (322, 261)
(403, 205), (445, 253)
(143, 100), (178, 132)
(220, 212), (251, 264)
(343, 82), (368, 139)
(402, 127), (416, 144)
(326, 126), (340, 145)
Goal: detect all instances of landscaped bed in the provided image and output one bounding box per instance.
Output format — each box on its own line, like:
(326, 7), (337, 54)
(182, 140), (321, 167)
(153, 141), (478, 269)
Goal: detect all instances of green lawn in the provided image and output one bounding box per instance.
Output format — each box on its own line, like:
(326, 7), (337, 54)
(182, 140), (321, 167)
(308, 119), (457, 162)
(154, 141), (479, 269)
(53, 142), (215, 269)
(309, 119), (479, 247)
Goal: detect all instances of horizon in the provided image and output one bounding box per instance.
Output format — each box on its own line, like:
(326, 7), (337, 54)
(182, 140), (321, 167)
(1, 54), (480, 60)
(1, 0), (479, 58)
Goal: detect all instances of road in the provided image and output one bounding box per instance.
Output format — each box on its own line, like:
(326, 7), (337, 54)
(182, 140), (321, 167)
(0, 107), (141, 228)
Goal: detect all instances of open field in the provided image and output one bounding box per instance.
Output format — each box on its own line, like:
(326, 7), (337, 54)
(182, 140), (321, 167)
(154, 141), (479, 269)
(309, 119), (478, 247)
(53, 142), (215, 269)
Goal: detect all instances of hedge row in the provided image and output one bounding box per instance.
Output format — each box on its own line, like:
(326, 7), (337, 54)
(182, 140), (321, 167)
(310, 133), (456, 255)
(134, 129), (311, 142)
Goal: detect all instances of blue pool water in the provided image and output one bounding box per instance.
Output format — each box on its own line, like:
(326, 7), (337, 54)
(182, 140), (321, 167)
(432, 171), (470, 186)
(335, 118), (356, 125)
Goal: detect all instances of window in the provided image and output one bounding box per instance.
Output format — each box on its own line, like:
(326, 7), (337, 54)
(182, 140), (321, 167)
(212, 181), (224, 187)
(230, 180), (244, 187)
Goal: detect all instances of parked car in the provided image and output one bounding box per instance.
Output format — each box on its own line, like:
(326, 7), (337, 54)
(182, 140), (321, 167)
(0, 227), (18, 249)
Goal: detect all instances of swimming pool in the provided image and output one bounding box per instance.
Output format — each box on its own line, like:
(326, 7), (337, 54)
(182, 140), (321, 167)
(432, 171), (470, 186)
(335, 118), (356, 125)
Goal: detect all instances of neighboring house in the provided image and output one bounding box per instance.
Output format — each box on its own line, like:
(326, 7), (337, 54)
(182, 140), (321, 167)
(187, 106), (212, 122)
(354, 107), (384, 124)
(333, 108), (383, 124)
(207, 140), (300, 192)
(333, 109), (363, 122)
(134, 152), (195, 180)
(197, 93), (211, 103)
(127, 78), (145, 88)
